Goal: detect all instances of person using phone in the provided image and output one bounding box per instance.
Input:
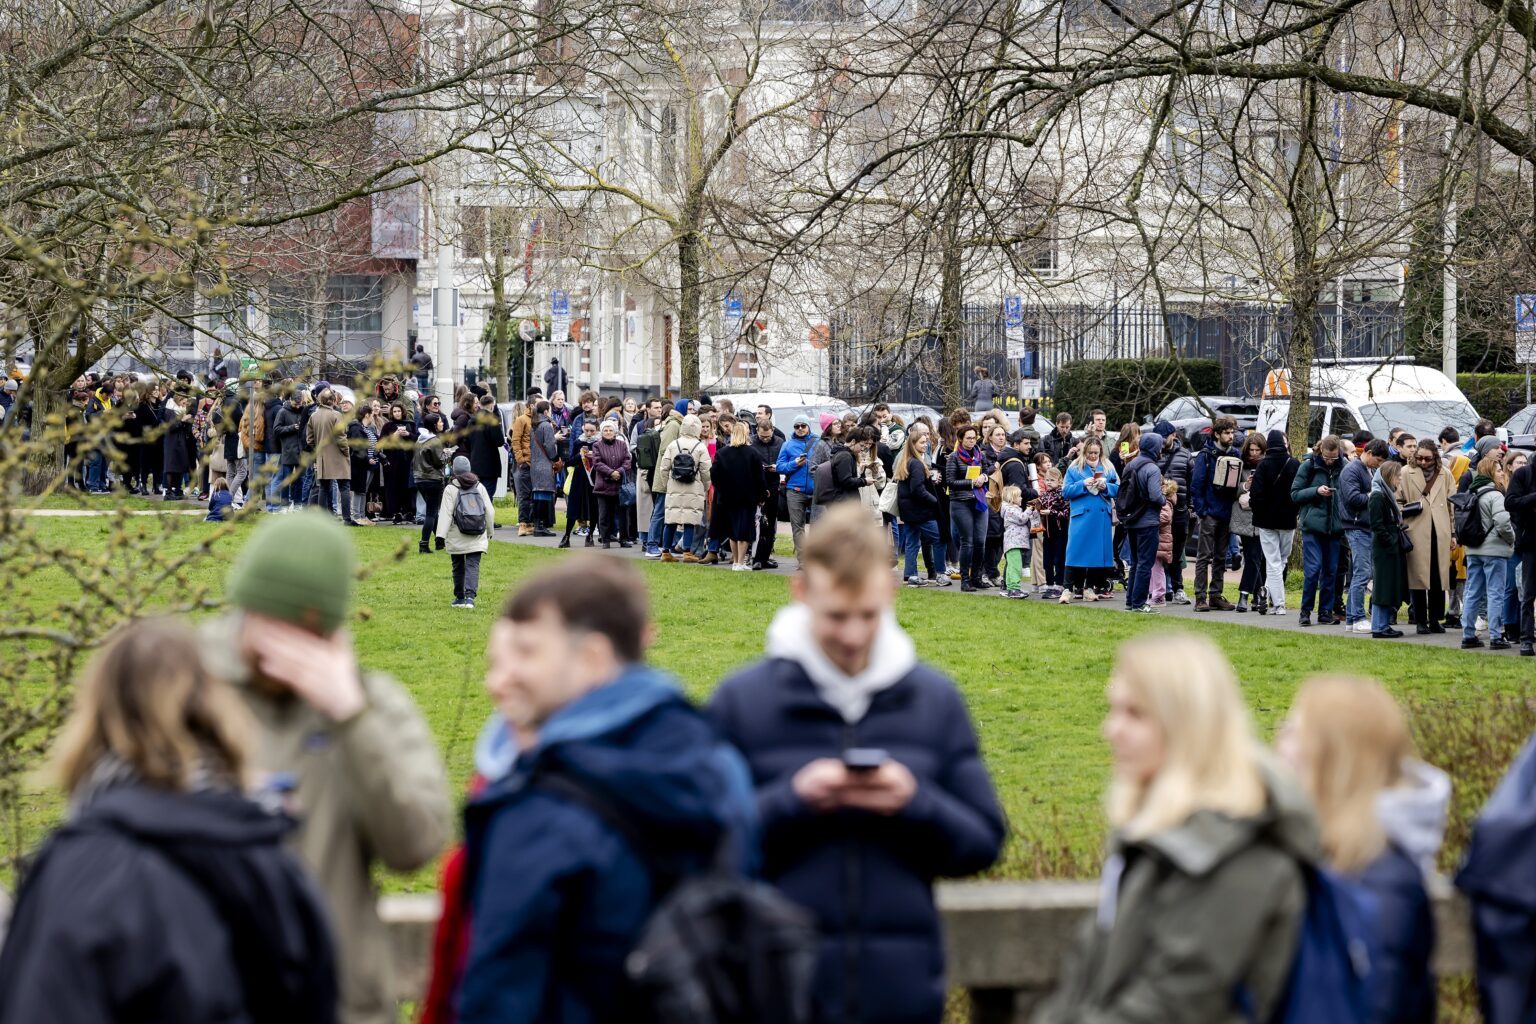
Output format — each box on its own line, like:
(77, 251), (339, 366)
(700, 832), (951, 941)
(1290, 434), (1348, 627)
(708, 504), (1004, 1024)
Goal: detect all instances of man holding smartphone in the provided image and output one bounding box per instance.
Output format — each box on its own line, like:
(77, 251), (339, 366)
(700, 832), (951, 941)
(708, 503), (1004, 1024)
(1291, 434), (1348, 627)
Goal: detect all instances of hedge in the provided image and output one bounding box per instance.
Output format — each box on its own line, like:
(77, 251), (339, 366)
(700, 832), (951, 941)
(1457, 373), (1530, 422)
(1052, 358), (1224, 428)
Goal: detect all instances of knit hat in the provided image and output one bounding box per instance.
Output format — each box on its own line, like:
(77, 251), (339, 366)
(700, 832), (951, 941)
(2, 380), (16, 392)
(792, 413), (811, 428)
(1266, 429), (1288, 451)
(1473, 435), (1502, 463)
(818, 412), (837, 432)
(674, 399), (689, 415)
(452, 455), (471, 475)
(1152, 420), (1176, 439)
(226, 511), (355, 636)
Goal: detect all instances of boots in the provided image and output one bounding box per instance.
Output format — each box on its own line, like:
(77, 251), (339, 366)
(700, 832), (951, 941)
(418, 541), (431, 555)
(517, 523), (533, 537)
(1254, 592), (1268, 615)
(700, 551), (720, 565)
(1235, 593), (1249, 613)
(557, 535), (571, 549)
(584, 533), (595, 547)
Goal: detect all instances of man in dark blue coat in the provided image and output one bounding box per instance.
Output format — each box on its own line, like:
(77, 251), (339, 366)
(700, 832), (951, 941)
(1189, 416), (1238, 611)
(707, 503), (1005, 1024)
(458, 555), (755, 1024)
(1120, 432), (1167, 612)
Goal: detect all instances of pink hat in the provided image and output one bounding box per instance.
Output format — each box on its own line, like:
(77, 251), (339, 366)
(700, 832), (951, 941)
(819, 413), (837, 432)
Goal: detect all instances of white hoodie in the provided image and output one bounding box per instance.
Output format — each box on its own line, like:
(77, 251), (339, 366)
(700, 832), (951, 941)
(1376, 759), (1452, 876)
(764, 602), (917, 723)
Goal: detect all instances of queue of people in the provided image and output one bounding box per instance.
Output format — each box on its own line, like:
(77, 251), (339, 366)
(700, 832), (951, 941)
(7, 504), (1536, 1024)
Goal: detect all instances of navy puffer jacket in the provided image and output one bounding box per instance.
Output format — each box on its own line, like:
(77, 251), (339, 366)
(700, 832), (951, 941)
(707, 609), (1005, 1024)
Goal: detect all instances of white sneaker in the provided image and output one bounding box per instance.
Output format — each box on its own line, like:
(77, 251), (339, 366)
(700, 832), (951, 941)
(1351, 621), (1373, 633)
(1268, 605), (1287, 616)
(1171, 591), (1192, 606)
(1476, 616), (1488, 632)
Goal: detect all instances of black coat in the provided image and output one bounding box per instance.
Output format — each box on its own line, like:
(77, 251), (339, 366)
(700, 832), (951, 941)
(262, 397), (284, 455)
(712, 443), (767, 513)
(1248, 448), (1301, 530)
(897, 456), (942, 524)
(466, 415), (504, 484)
(161, 409), (197, 476)
(347, 420), (373, 492)
(1506, 463), (1536, 552)
(707, 656), (1005, 1024)
(1356, 844), (1436, 1024)
(220, 398), (244, 461)
(0, 784), (336, 1024)
(274, 405), (305, 465)
(996, 449), (1037, 502)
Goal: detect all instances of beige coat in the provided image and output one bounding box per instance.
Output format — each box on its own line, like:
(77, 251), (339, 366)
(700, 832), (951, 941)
(306, 406), (351, 481)
(204, 616), (451, 1024)
(1397, 465), (1453, 590)
(657, 420), (711, 526)
(435, 477), (495, 553)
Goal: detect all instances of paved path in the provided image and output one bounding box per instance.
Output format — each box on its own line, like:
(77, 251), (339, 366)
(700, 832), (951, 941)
(16, 507), (205, 517)
(489, 525), (1506, 657)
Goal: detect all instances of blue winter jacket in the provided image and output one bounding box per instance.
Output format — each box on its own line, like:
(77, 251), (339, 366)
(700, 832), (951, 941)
(1355, 844), (1436, 1024)
(1340, 456), (1374, 531)
(1120, 433), (1167, 530)
(776, 432), (818, 493)
(1189, 438), (1237, 520)
(457, 666), (757, 1024)
(706, 653), (1005, 1024)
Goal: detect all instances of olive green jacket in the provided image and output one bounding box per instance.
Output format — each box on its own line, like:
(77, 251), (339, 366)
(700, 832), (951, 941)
(205, 615), (452, 1024)
(1035, 757), (1320, 1024)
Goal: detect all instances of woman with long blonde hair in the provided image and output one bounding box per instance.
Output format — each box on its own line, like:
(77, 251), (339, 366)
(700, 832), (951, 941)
(1038, 634), (1319, 1024)
(1277, 675), (1446, 1023)
(0, 618), (336, 1022)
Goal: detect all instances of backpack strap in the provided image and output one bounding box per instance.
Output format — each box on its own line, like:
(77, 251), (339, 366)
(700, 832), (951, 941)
(532, 770), (685, 891)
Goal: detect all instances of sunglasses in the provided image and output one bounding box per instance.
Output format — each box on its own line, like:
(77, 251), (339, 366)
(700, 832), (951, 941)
(795, 424), (809, 430)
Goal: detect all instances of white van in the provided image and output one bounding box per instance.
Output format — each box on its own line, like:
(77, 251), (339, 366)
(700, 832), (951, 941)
(1257, 358), (1481, 445)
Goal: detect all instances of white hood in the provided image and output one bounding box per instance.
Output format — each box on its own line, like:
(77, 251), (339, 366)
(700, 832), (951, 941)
(1376, 759), (1452, 875)
(764, 602), (916, 723)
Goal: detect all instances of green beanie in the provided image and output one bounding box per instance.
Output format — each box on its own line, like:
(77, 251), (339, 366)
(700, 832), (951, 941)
(226, 511), (356, 635)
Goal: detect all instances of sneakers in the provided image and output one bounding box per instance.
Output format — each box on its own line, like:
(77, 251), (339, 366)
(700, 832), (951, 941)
(644, 546), (662, 559)
(1476, 616), (1488, 632)
(1491, 638), (1512, 651)
(1268, 605), (1287, 616)
(1171, 591), (1192, 606)
(960, 582), (977, 593)
(1194, 601), (1212, 613)
(1350, 621), (1373, 634)
(929, 576), (953, 588)
(451, 598), (466, 608)
(1131, 604), (1157, 614)
(731, 563), (751, 572)
(1003, 589), (1027, 599)
(948, 568), (963, 580)
(1522, 642), (1535, 657)
(1299, 614), (1312, 627)
(1317, 614), (1339, 626)
(904, 576), (928, 587)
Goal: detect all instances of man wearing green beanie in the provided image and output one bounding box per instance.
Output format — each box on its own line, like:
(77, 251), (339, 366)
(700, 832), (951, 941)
(207, 511), (451, 1024)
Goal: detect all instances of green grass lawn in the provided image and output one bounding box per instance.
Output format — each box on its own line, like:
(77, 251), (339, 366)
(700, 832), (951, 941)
(8, 508), (1529, 892)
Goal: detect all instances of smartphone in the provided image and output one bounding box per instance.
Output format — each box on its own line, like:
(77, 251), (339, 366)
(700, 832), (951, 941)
(842, 748), (890, 773)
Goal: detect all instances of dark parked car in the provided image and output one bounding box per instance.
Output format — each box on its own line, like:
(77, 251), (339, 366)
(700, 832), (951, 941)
(1144, 396), (1260, 440)
(1501, 403), (1536, 449)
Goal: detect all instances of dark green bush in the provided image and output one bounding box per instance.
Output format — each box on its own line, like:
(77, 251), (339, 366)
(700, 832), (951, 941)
(1458, 372), (1529, 422)
(1052, 358), (1224, 428)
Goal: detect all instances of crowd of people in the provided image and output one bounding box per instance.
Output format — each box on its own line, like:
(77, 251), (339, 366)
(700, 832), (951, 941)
(3, 505), (1536, 1024)
(14, 361), (1535, 654)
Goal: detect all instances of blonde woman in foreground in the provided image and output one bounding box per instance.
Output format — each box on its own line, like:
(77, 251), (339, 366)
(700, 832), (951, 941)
(1277, 676), (1447, 1024)
(1035, 633), (1321, 1023)
(0, 618), (336, 1023)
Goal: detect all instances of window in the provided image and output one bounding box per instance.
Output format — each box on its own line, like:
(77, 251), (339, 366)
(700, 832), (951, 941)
(460, 206), (487, 260)
(159, 289), (195, 351)
(205, 287), (247, 340)
(1307, 403), (1327, 443)
(269, 286), (312, 335)
(1166, 108), (1238, 199)
(1331, 406), (1360, 437)
(656, 105), (679, 189)
(326, 275), (385, 356)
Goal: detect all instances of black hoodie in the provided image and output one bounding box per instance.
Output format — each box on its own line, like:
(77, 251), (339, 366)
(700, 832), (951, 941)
(1248, 430), (1301, 530)
(0, 783), (336, 1024)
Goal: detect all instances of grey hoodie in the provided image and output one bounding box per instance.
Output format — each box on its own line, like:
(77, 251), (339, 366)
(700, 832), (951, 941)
(764, 602), (916, 723)
(1376, 759), (1451, 876)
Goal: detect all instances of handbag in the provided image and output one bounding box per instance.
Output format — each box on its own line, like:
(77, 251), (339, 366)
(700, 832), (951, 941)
(619, 474), (637, 507)
(1398, 527), (1414, 553)
(1400, 500), (1423, 517)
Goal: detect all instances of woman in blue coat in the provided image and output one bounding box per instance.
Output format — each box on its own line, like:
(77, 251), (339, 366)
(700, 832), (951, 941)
(1062, 436), (1119, 601)
(1277, 675), (1446, 1024)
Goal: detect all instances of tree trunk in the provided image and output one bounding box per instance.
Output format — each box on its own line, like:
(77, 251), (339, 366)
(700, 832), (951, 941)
(488, 255), (509, 400)
(677, 230), (702, 397)
(1286, 76), (1325, 459)
(937, 139), (968, 412)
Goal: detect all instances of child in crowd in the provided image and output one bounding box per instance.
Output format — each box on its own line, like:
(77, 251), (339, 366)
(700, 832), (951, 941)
(1150, 479), (1178, 605)
(1000, 485), (1032, 599)
(1035, 466), (1069, 600)
(205, 478), (233, 522)
(437, 455), (494, 609)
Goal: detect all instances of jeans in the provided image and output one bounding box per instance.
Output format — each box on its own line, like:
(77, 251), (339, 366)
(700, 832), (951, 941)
(1301, 532), (1342, 616)
(950, 500), (988, 584)
(648, 492), (668, 547)
(282, 465), (303, 505)
(85, 450), (108, 491)
(1194, 515), (1231, 601)
(1344, 529), (1374, 624)
(903, 519), (945, 579)
(1504, 553), (1521, 634)
(417, 481), (444, 545)
(662, 523), (695, 552)
(1372, 599), (1394, 633)
(787, 489), (812, 562)
(451, 552), (482, 601)
(253, 451), (284, 510)
(1258, 528), (1294, 609)
(300, 466), (317, 507)
(318, 478), (351, 521)
(1464, 555), (1509, 640)
(1126, 522), (1159, 609)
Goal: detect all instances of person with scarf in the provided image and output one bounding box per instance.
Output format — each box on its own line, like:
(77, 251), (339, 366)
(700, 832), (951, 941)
(1461, 453), (1516, 650)
(0, 618), (337, 1023)
(708, 504), (1004, 1024)
(1398, 441), (1455, 634)
(413, 412), (447, 554)
(1061, 436), (1119, 601)
(1368, 460), (1409, 638)
(945, 424), (995, 591)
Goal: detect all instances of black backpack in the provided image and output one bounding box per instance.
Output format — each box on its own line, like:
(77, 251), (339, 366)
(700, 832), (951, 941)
(1115, 464), (1146, 521)
(537, 773), (818, 1024)
(670, 442), (700, 485)
(1451, 485), (1492, 550)
(636, 428), (662, 472)
(452, 484), (488, 535)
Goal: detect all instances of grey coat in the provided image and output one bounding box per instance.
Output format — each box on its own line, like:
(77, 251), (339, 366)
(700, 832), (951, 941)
(531, 415), (559, 493)
(1035, 758), (1318, 1024)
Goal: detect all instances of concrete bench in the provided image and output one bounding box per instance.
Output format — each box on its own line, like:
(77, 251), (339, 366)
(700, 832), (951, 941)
(380, 876), (1472, 1022)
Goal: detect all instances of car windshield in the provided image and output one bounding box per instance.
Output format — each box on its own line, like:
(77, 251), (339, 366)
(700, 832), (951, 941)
(1357, 399), (1480, 442)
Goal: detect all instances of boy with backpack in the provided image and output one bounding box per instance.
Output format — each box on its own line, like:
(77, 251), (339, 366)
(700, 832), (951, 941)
(455, 555), (805, 1024)
(1190, 417), (1241, 611)
(436, 455), (494, 609)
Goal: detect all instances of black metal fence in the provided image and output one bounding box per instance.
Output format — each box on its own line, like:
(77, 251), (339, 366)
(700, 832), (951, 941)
(828, 300), (1405, 406)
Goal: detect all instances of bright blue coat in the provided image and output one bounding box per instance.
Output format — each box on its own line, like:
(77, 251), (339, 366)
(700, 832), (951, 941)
(457, 666), (756, 1024)
(1063, 460), (1119, 568)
